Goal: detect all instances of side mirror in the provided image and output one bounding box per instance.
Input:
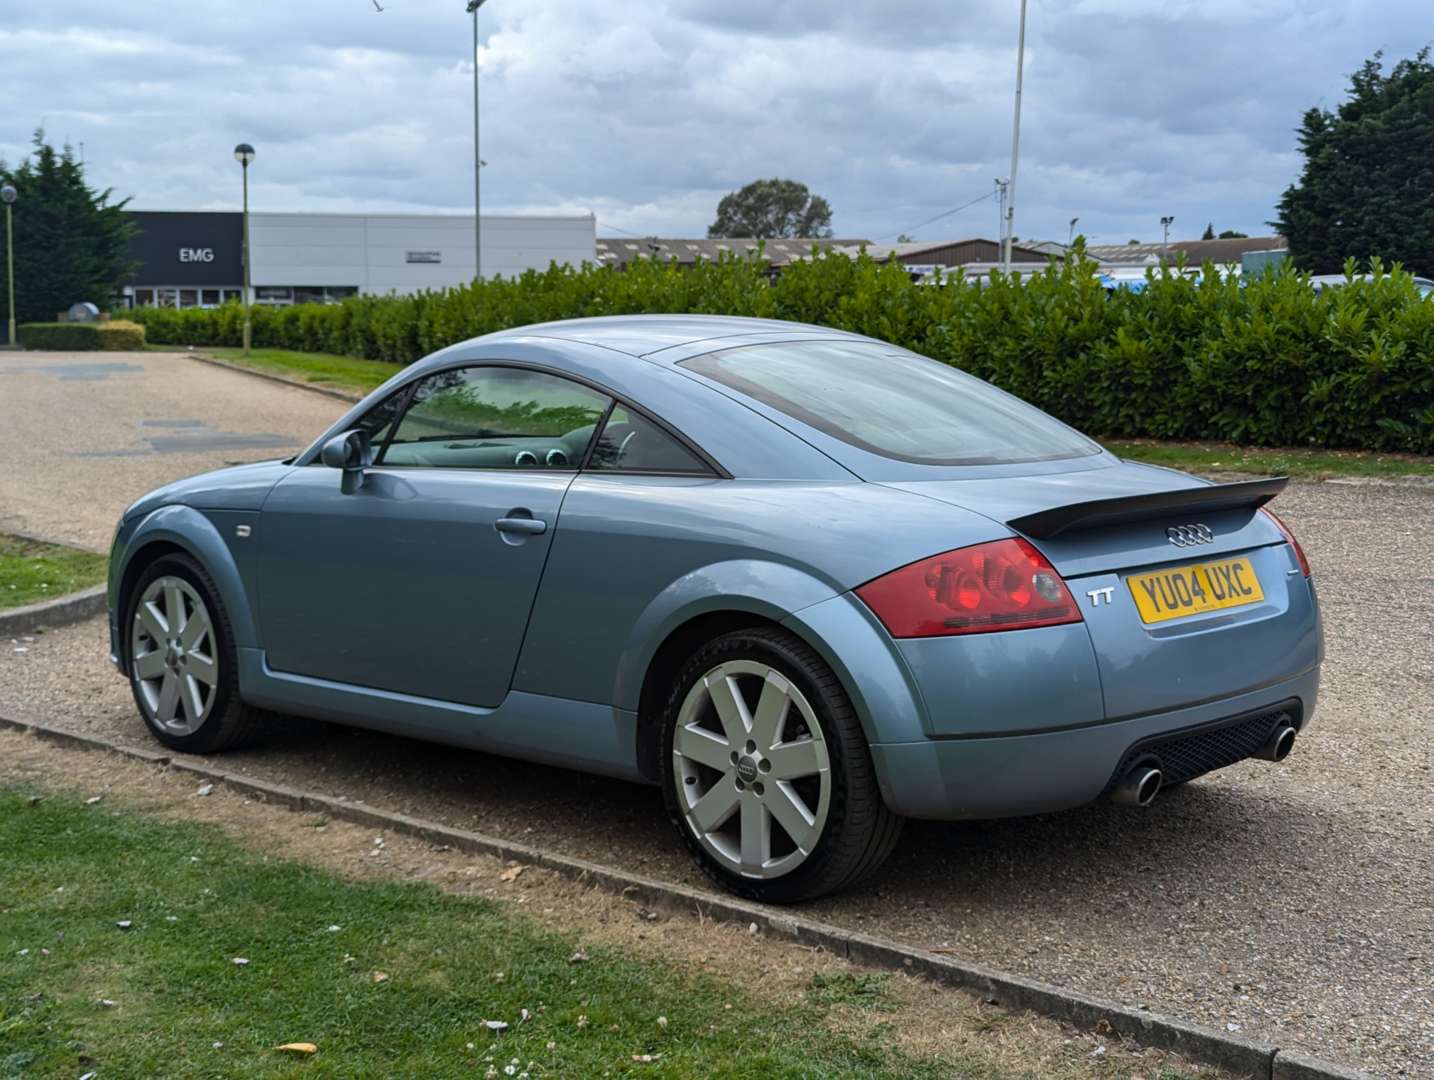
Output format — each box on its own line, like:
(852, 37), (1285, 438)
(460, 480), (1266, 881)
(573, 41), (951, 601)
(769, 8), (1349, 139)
(320, 429), (372, 494)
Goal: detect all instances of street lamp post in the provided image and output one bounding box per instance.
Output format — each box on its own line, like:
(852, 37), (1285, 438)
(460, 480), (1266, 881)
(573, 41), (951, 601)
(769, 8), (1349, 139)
(1068, 217), (1079, 248)
(994, 178), (1007, 253)
(1160, 215), (1175, 265)
(233, 144), (255, 357)
(1002, 0), (1029, 273)
(466, 0), (489, 281)
(1, 184), (16, 349)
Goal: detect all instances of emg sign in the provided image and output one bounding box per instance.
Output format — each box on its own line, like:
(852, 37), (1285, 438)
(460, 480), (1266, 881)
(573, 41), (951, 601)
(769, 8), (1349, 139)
(126, 212), (242, 287)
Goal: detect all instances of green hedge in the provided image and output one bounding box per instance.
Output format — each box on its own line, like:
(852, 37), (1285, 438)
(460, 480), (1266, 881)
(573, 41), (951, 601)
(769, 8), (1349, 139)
(128, 253), (1434, 453)
(18, 319), (147, 351)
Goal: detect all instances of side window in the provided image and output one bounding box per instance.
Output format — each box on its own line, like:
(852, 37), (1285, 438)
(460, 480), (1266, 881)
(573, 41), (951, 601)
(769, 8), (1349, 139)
(587, 407), (712, 474)
(378, 366), (611, 470)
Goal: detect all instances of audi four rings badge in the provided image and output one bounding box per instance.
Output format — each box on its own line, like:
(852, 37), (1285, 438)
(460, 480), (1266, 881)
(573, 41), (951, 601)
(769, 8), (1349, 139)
(1166, 523), (1214, 547)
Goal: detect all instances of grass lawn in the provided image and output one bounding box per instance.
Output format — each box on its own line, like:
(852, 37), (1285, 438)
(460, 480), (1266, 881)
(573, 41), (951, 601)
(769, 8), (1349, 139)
(2, 788), (1064, 1080)
(1107, 438), (1434, 481)
(195, 347), (401, 396)
(0, 535), (108, 611)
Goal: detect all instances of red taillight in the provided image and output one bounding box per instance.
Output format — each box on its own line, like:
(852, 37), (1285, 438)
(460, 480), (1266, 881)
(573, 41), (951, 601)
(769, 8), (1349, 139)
(856, 537), (1082, 638)
(1261, 508), (1310, 577)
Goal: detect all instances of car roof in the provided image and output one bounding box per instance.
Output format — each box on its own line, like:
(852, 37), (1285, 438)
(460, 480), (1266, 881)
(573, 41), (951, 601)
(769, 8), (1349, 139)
(478, 314), (848, 359)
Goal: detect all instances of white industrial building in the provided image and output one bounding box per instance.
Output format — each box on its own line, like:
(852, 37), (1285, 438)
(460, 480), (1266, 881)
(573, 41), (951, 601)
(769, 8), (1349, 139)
(122, 210), (596, 308)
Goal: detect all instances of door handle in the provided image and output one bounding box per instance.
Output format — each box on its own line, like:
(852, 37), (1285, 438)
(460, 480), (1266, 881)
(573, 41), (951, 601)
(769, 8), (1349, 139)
(495, 516), (547, 536)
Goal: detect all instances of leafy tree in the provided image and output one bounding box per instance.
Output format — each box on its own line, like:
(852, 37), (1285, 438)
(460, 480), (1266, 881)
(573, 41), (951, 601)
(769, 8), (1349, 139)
(0, 130), (135, 327)
(1274, 48), (1434, 271)
(1218, 229), (1249, 239)
(1202, 222), (1216, 240)
(708, 178), (833, 239)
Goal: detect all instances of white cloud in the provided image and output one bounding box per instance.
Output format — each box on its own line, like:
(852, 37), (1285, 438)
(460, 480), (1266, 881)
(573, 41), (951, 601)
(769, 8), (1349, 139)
(2, 0), (1429, 245)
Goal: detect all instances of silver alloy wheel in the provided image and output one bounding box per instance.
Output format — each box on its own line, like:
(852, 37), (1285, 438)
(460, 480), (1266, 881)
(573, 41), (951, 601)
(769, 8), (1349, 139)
(672, 659), (832, 880)
(130, 575), (219, 736)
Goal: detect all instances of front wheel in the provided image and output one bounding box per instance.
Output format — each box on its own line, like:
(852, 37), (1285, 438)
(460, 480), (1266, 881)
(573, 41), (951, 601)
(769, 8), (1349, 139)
(660, 628), (903, 904)
(125, 553), (266, 754)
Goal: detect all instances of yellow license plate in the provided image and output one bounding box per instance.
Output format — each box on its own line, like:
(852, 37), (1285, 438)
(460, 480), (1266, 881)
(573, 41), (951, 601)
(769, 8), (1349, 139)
(1127, 556), (1264, 624)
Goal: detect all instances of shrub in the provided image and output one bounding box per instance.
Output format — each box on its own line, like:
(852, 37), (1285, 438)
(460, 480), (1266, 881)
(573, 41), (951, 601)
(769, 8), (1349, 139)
(17, 318), (147, 351)
(124, 255), (1434, 453)
(96, 319), (146, 350)
(17, 322), (102, 350)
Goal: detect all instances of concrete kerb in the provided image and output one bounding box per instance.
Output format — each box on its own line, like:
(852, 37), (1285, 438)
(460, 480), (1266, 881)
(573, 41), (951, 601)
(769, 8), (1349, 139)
(186, 352), (363, 404)
(0, 584), (107, 637)
(0, 712), (1374, 1080)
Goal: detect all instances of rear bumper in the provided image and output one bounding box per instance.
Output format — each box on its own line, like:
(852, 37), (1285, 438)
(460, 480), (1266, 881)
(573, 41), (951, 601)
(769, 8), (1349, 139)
(869, 664), (1320, 820)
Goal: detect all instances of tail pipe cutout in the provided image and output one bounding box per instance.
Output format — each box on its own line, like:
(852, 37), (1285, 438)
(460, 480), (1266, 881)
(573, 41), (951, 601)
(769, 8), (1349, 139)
(1109, 760), (1163, 807)
(1109, 719), (1299, 807)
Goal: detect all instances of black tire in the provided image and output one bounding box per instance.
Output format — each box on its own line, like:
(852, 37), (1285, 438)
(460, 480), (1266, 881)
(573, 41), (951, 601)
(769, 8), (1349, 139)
(124, 553), (267, 754)
(660, 627), (903, 904)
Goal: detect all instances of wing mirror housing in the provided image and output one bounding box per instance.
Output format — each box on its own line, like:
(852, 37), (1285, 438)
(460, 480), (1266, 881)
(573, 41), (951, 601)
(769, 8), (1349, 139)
(320, 429), (372, 494)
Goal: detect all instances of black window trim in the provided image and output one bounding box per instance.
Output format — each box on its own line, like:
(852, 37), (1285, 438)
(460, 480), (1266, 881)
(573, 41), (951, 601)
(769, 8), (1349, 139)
(303, 359), (729, 479)
(373, 379), (418, 464)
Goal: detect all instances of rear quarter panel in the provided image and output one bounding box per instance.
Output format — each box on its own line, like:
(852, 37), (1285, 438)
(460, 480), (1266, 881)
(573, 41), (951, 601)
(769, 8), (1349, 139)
(514, 475), (1009, 734)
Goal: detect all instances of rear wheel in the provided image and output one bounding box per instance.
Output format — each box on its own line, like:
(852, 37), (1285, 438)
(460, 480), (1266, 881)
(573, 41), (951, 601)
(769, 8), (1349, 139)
(660, 628), (902, 903)
(125, 554), (266, 753)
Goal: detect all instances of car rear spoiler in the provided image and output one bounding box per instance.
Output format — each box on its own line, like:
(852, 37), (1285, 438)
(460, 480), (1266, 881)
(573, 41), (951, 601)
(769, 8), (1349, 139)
(1008, 476), (1288, 539)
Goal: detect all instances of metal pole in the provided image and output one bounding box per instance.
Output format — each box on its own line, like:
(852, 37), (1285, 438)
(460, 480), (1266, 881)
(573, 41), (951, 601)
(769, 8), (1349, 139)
(472, 3), (481, 281)
(4, 204), (14, 349)
(241, 162), (251, 357)
(1002, 0), (1028, 272)
(995, 179), (1007, 250)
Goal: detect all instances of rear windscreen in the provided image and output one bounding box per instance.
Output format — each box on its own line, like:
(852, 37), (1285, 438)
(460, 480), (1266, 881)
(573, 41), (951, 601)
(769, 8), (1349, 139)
(680, 340), (1099, 466)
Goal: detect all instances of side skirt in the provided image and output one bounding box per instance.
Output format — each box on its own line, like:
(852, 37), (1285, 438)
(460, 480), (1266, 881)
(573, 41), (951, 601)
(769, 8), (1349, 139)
(238, 648), (647, 783)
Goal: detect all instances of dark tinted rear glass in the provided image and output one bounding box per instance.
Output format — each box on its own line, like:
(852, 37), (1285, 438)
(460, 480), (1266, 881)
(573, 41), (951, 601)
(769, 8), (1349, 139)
(681, 340), (1098, 466)
(587, 407), (711, 474)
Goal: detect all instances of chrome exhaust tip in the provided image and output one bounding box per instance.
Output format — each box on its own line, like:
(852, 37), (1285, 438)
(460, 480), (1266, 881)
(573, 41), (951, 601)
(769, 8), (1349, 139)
(1255, 723), (1296, 763)
(1110, 763), (1163, 807)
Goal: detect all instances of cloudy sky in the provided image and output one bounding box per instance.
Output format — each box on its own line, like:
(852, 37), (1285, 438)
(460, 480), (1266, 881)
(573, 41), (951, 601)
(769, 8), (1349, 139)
(1, 1), (1427, 246)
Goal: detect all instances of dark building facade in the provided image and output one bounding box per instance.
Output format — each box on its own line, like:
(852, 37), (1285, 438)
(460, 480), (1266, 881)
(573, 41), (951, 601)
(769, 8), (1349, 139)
(124, 211), (246, 308)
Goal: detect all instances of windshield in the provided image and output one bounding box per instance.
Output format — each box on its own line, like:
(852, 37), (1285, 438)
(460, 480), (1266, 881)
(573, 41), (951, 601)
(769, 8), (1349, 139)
(681, 340), (1099, 466)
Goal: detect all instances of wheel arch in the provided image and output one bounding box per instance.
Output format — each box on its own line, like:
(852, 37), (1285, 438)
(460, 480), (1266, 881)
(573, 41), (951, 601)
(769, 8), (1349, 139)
(113, 507), (257, 673)
(634, 609), (787, 782)
(626, 571), (928, 784)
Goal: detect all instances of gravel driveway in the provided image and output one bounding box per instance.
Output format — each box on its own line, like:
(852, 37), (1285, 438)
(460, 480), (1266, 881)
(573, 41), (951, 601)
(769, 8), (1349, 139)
(0, 350), (342, 550)
(1, 355), (1430, 1077)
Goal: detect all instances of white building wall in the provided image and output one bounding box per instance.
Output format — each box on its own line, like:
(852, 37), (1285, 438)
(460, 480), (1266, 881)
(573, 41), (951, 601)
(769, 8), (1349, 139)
(248, 212), (595, 295)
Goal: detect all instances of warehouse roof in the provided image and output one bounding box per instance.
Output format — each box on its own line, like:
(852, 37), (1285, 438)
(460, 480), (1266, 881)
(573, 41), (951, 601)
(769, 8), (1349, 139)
(1086, 236), (1288, 265)
(825, 238), (1051, 265)
(594, 236), (867, 269)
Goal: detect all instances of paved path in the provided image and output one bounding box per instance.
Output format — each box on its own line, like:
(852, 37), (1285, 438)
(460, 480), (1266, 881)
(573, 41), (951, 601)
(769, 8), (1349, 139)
(0, 353), (1429, 1076)
(0, 350), (345, 551)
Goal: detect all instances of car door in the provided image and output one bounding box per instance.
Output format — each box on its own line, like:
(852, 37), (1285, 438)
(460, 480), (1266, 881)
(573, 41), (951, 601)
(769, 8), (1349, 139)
(256, 363), (613, 708)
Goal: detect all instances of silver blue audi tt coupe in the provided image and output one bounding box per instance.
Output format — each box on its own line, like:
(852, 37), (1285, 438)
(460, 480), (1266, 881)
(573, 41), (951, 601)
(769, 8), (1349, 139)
(108, 315), (1322, 902)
